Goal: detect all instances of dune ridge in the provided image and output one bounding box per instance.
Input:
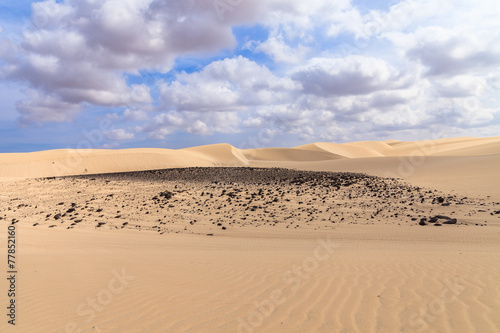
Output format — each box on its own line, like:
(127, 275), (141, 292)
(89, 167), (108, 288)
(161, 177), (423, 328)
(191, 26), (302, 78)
(0, 136), (499, 180)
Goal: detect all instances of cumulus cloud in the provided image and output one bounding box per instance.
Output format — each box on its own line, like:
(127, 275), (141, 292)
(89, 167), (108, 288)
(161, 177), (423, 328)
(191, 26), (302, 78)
(16, 90), (80, 124)
(3, 0), (344, 124)
(1, 0), (240, 123)
(405, 27), (500, 77)
(291, 56), (412, 97)
(433, 75), (488, 98)
(256, 35), (309, 64)
(140, 110), (241, 139)
(104, 128), (135, 141)
(159, 56), (299, 112)
(213, 0), (350, 27)
(123, 109), (149, 121)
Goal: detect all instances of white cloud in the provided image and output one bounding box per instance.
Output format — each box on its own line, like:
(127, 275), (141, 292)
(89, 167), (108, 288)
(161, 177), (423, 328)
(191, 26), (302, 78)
(291, 56), (411, 97)
(242, 117), (263, 128)
(16, 90), (80, 125)
(433, 75), (488, 98)
(123, 109), (149, 121)
(214, 0), (350, 27)
(188, 120), (210, 135)
(327, 8), (367, 39)
(140, 110), (241, 139)
(159, 56), (299, 112)
(105, 128), (135, 140)
(404, 27), (500, 77)
(256, 35), (309, 64)
(1, 0), (242, 123)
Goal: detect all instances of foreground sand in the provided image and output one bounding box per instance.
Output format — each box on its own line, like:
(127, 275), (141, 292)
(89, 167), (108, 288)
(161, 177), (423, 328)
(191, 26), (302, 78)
(1, 136), (499, 332)
(1, 224), (498, 333)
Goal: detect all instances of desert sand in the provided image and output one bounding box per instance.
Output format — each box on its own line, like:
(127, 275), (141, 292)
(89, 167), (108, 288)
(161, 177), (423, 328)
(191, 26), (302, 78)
(0, 136), (499, 333)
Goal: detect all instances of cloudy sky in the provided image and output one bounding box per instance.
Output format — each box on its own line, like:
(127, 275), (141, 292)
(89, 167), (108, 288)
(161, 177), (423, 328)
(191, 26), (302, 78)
(1, 0), (499, 152)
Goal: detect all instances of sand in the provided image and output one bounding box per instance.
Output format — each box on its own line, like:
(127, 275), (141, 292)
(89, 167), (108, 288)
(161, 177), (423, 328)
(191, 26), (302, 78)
(0, 136), (499, 333)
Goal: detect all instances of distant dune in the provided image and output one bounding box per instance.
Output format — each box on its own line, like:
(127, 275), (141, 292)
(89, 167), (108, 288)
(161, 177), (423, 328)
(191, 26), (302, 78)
(1, 136), (499, 197)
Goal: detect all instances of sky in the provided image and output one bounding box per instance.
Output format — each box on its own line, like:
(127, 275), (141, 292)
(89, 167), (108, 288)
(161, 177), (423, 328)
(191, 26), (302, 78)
(0, 0), (499, 152)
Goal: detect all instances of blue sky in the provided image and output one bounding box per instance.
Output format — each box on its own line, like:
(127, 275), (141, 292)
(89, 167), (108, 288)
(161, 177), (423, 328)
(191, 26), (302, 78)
(0, 0), (499, 152)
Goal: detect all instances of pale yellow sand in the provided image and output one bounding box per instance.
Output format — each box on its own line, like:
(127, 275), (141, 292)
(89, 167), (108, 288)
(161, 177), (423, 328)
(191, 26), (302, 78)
(0, 136), (499, 332)
(1, 225), (499, 333)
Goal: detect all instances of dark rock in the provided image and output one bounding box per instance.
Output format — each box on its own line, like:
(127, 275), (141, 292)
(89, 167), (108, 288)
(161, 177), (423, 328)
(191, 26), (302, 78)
(159, 191), (174, 199)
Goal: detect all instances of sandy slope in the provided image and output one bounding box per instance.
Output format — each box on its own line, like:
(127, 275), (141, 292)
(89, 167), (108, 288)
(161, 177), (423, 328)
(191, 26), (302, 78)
(295, 142), (385, 158)
(0, 136), (499, 180)
(1, 136), (499, 333)
(0, 148), (217, 179)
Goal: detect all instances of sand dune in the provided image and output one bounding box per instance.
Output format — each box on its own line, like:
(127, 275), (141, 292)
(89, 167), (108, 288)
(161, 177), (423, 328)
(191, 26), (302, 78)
(182, 143), (249, 166)
(0, 148), (214, 179)
(382, 136), (500, 157)
(295, 142), (384, 158)
(243, 147), (343, 161)
(1, 136), (499, 180)
(1, 136), (499, 199)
